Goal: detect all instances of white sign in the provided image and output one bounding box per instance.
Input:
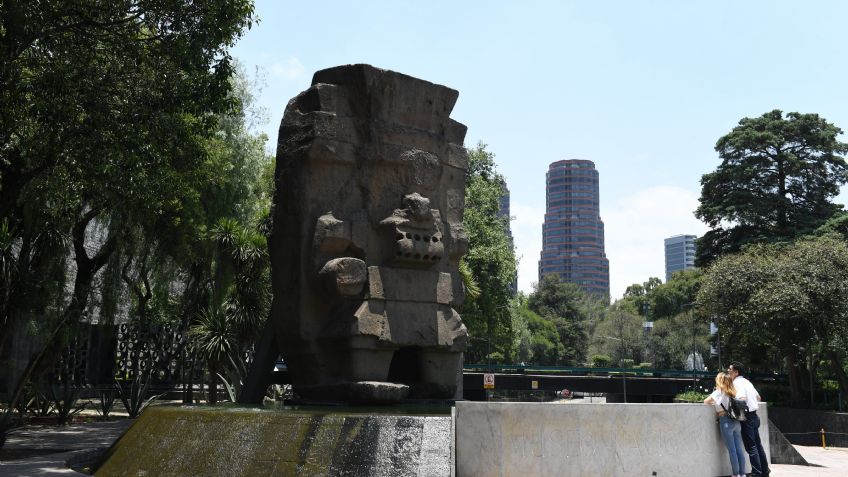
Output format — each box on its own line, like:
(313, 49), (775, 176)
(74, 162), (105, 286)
(483, 373), (495, 389)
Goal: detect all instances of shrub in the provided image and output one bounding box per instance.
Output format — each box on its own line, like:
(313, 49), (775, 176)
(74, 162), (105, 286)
(590, 354), (611, 368)
(675, 390), (709, 402)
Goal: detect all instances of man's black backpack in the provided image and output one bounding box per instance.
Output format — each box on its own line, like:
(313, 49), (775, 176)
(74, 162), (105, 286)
(721, 397), (748, 421)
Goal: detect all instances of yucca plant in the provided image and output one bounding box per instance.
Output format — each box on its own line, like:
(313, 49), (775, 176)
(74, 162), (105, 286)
(190, 307), (238, 404)
(188, 217), (269, 404)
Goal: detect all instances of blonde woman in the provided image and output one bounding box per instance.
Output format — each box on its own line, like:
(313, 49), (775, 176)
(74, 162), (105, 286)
(704, 372), (747, 477)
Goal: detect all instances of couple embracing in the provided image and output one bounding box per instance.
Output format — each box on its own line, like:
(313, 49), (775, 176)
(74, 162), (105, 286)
(703, 362), (770, 477)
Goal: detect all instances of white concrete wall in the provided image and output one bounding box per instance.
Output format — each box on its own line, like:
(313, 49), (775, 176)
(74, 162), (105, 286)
(455, 402), (770, 477)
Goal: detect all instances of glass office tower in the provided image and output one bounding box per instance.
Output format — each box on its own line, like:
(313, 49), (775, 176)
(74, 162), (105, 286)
(664, 234), (697, 281)
(538, 159), (610, 296)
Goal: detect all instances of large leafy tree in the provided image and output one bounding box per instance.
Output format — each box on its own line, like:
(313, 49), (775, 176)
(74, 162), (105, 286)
(613, 271), (705, 369)
(527, 274), (594, 366)
(648, 269), (702, 319)
(461, 143), (518, 363)
(107, 67), (273, 402)
(783, 236), (848, 407)
(588, 307), (647, 367)
(512, 298), (563, 366)
(695, 110), (848, 265)
(1, 0), (255, 218)
(697, 236), (848, 407)
(0, 0), (256, 425)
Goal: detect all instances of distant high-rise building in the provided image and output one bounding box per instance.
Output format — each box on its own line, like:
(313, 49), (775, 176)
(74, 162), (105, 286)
(498, 186), (518, 295)
(664, 234), (697, 281)
(538, 159), (609, 296)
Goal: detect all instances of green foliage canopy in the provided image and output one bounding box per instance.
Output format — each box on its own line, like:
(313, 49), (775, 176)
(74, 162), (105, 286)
(697, 235), (848, 406)
(527, 274), (594, 366)
(0, 0), (259, 416)
(696, 110), (848, 264)
(461, 143), (517, 363)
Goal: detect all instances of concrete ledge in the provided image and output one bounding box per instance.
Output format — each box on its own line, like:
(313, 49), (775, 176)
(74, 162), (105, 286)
(455, 402), (770, 477)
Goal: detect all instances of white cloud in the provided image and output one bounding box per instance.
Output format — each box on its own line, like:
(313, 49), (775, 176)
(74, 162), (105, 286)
(270, 56), (305, 80)
(602, 186), (709, 300)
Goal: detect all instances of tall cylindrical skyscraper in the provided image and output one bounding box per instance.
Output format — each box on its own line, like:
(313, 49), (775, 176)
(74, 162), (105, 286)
(538, 159), (610, 296)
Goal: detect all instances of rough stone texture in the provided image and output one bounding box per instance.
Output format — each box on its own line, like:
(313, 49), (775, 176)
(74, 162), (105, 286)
(270, 64), (468, 403)
(454, 402), (771, 477)
(95, 406), (452, 477)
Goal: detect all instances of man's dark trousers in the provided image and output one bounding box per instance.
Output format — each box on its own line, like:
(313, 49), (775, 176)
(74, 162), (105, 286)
(740, 411), (769, 476)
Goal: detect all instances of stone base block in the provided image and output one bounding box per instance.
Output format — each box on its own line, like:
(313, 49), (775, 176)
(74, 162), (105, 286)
(455, 401), (770, 477)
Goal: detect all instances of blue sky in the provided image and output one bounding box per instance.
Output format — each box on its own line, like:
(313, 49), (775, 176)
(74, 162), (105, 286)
(231, 1), (848, 299)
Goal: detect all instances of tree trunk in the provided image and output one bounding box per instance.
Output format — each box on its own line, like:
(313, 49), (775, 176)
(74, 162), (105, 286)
(182, 354), (195, 404)
(825, 348), (848, 411)
(207, 364), (218, 404)
(786, 349), (805, 406)
(775, 154), (789, 238)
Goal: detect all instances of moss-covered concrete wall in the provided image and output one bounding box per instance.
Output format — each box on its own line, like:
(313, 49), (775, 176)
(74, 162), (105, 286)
(96, 405), (452, 476)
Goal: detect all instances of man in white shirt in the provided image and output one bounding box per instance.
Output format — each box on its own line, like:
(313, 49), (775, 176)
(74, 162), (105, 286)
(728, 362), (770, 477)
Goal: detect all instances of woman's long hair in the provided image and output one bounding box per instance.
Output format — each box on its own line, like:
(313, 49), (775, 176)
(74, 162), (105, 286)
(715, 372), (736, 398)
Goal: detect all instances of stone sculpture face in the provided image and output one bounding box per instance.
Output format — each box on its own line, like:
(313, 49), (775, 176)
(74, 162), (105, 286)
(270, 65), (468, 402)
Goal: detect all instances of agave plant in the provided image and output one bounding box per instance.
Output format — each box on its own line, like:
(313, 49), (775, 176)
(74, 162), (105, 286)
(96, 388), (117, 420)
(114, 371), (164, 419)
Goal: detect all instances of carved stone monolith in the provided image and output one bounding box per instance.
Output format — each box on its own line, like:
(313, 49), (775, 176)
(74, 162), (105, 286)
(270, 64), (469, 402)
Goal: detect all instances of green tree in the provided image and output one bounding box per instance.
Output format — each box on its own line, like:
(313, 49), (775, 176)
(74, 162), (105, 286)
(697, 243), (795, 384)
(527, 275), (594, 366)
(815, 211), (848, 240)
(589, 307), (647, 367)
(189, 217), (270, 403)
(696, 110), (848, 265)
(783, 236), (848, 407)
(648, 310), (711, 370)
(0, 0), (256, 434)
(613, 271), (704, 369)
(462, 143), (518, 363)
(698, 236), (848, 407)
(512, 297), (563, 365)
(649, 269), (702, 319)
(619, 276), (664, 317)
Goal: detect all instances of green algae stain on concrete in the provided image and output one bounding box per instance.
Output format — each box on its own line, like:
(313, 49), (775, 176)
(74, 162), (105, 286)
(95, 405), (452, 477)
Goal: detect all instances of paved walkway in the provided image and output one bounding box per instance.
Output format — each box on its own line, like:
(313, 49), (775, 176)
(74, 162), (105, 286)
(770, 445), (848, 476)
(0, 420), (133, 476)
(1, 420), (847, 476)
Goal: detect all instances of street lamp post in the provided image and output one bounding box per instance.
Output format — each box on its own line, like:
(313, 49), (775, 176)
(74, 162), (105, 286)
(692, 313), (697, 388)
(641, 302), (653, 365)
(604, 335), (627, 403)
(683, 302), (697, 388)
